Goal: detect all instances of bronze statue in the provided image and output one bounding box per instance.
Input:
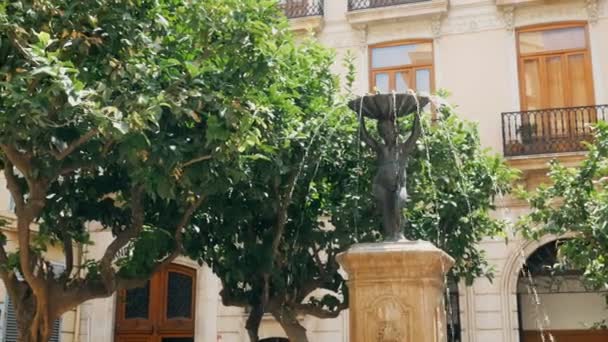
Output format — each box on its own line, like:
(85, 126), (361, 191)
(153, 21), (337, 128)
(348, 93), (430, 241)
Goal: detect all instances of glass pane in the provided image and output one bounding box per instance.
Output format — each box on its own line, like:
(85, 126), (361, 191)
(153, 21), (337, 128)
(523, 59), (541, 110)
(519, 27), (586, 54)
(374, 73), (389, 93)
(162, 338), (194, 342)
(568, 54), (591, 107)
(415, 69), (431, 95)
(395, 72), (409, 93)
(166, 272), (193, 319)
(371, 43), (432, 68)
(125, 281), (150, 319)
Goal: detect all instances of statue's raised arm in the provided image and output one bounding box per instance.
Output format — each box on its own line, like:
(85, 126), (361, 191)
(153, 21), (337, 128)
(347, 93), (429, 241)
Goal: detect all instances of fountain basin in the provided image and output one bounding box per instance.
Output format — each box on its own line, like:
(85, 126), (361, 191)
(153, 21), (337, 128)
(348, 93), (430, 120)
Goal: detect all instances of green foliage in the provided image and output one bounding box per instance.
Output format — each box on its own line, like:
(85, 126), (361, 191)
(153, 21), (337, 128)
(0, 0), (294, 277)
(0, 4), (337, 336)
(406, 104), (517, 284)
(186, 89), (515, 336)
(519, 121), (608, 290)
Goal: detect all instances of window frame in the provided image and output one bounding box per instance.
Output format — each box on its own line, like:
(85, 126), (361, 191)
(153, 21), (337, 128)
(115, 264), (197, 340)
(368, 39), (435, 94)
(516, 22), (595, 111)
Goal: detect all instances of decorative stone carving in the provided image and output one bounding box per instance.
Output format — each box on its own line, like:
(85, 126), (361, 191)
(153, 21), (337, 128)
(367, 298), (409, 342)
(502, 5), (516, 31)
(431, 13), (443, 38)
(586, 0), (599, 23)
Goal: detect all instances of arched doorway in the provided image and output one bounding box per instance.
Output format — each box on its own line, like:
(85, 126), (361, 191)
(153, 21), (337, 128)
(517, 241), (608, 342)
(115, 264), (196, 342)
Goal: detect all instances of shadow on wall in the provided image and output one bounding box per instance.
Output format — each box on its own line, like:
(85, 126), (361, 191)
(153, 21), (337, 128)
(260, 339), (289, 342)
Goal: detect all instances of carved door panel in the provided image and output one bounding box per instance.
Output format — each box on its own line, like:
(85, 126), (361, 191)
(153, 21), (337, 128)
(115, 265), (196, 342)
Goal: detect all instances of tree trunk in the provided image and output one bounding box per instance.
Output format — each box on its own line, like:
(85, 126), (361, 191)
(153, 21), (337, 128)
(273, 309), (309, 342)
(246, 304), (264, 342)
(14, 289), (53, 342)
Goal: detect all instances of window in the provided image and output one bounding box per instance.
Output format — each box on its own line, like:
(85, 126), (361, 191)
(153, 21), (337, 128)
(517, 23), (595, 138)
(115, 264), (196, 342)
(369, 41), (434, 94)
(518, 23), (594, 111)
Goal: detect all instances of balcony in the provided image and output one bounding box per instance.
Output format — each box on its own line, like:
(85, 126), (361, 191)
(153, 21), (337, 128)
(280, 0), (323, 18)
(501, 105), (608, 158)
(349, 0), (430, 10)
(346, 0), (447, 28)
(280, 0), (324, 32)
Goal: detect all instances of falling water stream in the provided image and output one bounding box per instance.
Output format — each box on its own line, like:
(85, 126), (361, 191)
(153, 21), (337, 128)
(283, 89), (556, 342)
(409, 90), (554, 342)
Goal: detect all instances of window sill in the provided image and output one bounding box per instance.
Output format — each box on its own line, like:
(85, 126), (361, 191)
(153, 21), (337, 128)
(495, 0), (541, 7)
(346, 0), (448, 28)
(505, 151), (587, 171)
(289, 15), (324, 32)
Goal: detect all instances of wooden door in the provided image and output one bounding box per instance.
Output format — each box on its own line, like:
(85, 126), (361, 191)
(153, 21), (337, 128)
(115, 264), (196, 342)
(523, 330), (608, 342)
(518, 23), (595, 144)
(520, 52), (594, 136)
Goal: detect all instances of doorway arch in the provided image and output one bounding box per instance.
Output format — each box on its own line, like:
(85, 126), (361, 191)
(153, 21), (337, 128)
(115, 264), (197, 342)
(502, 237), (608, 342)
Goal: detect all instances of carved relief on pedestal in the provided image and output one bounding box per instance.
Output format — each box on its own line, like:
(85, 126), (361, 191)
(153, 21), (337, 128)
(364, 296), (412, 342)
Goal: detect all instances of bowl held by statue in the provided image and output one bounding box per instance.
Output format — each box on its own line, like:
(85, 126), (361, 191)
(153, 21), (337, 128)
(348, 93), (430, 120)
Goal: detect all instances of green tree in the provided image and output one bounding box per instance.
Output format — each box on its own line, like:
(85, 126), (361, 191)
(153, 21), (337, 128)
(0, 1), (297, 340)
(187, 94), (516, 341)
(519, 121), (608, 292)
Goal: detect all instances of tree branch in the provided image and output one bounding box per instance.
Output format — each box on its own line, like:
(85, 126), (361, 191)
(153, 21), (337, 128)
(62, 235), (73, 279)
(3, 160), (24, 213)
(181, 154), (212, 168)
(99, 185), (145, 288)
(0, 144), (31, 177)
(51, 129), (98, 161)
(294, 301), (348, 319)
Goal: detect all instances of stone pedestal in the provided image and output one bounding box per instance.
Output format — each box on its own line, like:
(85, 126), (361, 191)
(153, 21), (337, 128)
(337, 240), (454, 342)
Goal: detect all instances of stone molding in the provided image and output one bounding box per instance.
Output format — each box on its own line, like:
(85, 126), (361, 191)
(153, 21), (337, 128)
(499, 234), (576, 342)
(289, 15), (324, 33)
(345, 0), (448, 29)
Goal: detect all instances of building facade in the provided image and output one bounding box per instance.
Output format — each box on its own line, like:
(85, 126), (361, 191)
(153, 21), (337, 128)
(1, 0), (608, 341)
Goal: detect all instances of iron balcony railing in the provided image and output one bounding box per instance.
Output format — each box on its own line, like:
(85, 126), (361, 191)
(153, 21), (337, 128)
(501, 104), (608, 157)
(280, 0), (324, 19)
(348, 0), (430, 11)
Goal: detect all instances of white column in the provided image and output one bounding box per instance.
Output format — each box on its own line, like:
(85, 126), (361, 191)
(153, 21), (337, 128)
(588, 22), (607, 104)
(195, 264), (219, 342)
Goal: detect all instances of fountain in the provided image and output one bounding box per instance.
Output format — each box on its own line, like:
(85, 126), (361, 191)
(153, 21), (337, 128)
(337, 93), (455, 342)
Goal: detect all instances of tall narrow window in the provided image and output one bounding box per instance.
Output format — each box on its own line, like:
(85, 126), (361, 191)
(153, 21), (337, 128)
(370, 41), (434, 94)
(517, 23), (595, 138)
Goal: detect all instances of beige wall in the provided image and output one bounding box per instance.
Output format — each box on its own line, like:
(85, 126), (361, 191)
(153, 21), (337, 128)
(1, 0), (608, 341)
